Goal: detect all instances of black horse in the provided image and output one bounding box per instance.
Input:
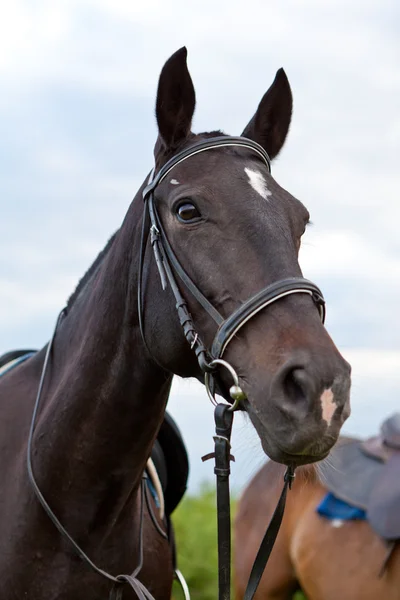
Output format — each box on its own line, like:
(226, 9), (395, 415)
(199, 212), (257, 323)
(0, 48), (351, 599)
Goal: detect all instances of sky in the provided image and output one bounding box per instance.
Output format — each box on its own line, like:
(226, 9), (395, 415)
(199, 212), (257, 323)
(0, 1), (399, 492)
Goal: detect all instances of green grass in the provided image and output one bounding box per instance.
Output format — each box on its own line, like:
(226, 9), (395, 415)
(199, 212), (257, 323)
(172, 486), (307, 600)
(172, 486), (222, 600)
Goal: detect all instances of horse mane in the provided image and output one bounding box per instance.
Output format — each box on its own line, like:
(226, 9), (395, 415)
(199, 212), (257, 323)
(200, 130), (226, 138)
(66, 231), (118, 310)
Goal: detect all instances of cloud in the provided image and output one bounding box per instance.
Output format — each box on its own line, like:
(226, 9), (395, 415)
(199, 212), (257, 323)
(301, 229), (400, 282)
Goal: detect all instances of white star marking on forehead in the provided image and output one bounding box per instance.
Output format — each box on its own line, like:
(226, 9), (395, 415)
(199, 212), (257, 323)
(170, 179), (180, 185)
(244, 167), (272, 201)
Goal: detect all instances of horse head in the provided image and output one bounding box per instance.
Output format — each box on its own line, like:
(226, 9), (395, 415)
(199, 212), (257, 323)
(139, 47), (351, 466)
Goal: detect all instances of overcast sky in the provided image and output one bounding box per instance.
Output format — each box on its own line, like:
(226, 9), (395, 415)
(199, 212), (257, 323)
(1, 1), (399, 491)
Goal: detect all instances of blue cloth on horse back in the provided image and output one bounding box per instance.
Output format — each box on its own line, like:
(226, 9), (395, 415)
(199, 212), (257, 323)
(317, 492), (366, 521)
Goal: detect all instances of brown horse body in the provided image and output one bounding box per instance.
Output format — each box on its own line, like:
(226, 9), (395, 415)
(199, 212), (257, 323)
(234, 461), (400, 600)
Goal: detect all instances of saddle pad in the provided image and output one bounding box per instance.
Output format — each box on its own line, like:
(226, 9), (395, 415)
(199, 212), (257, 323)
(319, 437), (400, 541)
(318, 437), (382, 511)
(317, 492), (366, 521)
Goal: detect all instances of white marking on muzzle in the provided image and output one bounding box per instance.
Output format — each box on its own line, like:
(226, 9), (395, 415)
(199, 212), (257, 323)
(320, 388), (336, 426)
(170, 178), (180, 185)
(244, 167), (272, 200)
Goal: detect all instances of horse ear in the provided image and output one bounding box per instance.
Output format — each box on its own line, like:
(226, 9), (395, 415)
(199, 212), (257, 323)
(155, 47), (196, 154)
(241, 69), (293, 160)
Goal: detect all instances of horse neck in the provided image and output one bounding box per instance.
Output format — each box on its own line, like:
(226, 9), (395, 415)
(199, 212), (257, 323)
(31, 189), (172, 530)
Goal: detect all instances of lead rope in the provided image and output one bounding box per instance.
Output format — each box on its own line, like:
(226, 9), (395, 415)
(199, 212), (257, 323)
(203, 402), (295, 600)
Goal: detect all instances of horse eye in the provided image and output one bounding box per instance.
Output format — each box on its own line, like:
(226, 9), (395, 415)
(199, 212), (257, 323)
(176, 202), (201, 223)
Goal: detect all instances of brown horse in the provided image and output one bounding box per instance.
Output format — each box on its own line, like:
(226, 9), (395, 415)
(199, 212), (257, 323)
(0, 47), (351, 599)
(234, 459), (400, 600)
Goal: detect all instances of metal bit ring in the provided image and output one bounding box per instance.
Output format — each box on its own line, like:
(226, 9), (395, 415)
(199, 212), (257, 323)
(204, 358), (247, 411)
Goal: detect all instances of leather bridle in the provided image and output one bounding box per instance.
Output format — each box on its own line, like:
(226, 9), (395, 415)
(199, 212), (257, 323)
(136, 136), (326, 600)
(138, 135), (325, 406)
(27, 136), (327, 600)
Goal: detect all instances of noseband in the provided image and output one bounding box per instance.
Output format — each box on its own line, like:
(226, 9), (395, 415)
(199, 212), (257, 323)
(139, 135), (325, 406)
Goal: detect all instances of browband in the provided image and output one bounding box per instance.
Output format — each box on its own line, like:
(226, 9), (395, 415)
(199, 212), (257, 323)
(142, 136), (271, 200)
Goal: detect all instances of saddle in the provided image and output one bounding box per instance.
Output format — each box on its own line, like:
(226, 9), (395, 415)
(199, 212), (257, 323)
(361, 413), (400, 461)
(151, 411), (189, 517)
(0, 349), (189, 519)
(0, 349), (36, 375)
(319, 414), (400, 542)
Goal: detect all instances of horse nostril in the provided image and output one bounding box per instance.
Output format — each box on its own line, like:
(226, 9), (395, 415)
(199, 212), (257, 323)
(283, 367), (309, 404)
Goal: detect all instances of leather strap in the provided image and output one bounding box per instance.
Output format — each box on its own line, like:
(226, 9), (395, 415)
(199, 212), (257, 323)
(139, 135), (326, 375)
(211, 278), (325, 358)
(138, 136), (325, 599)
(213, 404), (235, 600)
(27, 312), (167, 599)
(142, 136), (271, 200)
(243, 467), (294, 600)
(150, 196), (224, 325)
(205, 404), (295, 600)
(28, 135), (301, 600)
